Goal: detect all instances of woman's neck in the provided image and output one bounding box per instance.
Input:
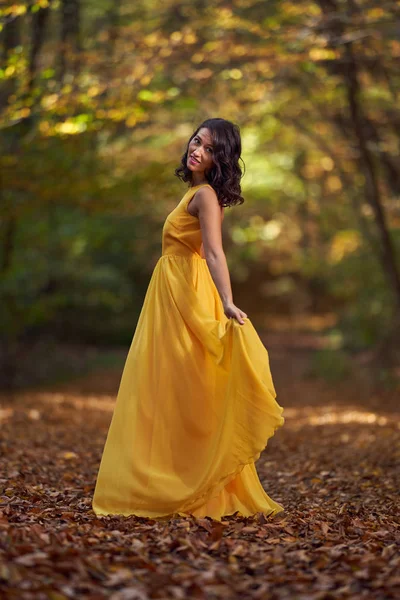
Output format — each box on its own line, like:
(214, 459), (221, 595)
(190, 178), (208, 187)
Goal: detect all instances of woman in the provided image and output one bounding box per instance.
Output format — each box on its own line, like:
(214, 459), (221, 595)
(92, 118), (285, 522)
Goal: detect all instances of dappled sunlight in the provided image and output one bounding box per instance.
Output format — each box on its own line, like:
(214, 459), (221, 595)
(0, 390), (116, 418)
(282, 405), (392, 429)
(34, 392), (116, 412)
(2, 392), (396, 430)
(307, 409), (389, 427)
(0, 408), (14, 424)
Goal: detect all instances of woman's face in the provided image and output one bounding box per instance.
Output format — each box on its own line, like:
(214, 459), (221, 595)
(186, 127), (214, 174)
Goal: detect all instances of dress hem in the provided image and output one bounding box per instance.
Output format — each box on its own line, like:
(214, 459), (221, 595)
(92, 416), (284, 522)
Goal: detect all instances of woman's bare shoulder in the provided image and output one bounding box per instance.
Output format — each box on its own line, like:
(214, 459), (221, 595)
(195, 185), (224, 220)
(194, 185), (220, 210)
(195, 184), (218, 200)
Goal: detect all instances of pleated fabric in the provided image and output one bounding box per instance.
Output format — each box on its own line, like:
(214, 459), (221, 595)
(92, 183), (285, 521)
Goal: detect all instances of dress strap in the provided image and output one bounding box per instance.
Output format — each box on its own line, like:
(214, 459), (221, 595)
(185, 183), (214, 206)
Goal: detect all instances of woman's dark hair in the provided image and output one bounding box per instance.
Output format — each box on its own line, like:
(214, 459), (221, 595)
(174, 117), (245, 207)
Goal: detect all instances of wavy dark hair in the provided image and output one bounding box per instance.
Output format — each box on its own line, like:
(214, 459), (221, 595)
(174, 118), (245, 208)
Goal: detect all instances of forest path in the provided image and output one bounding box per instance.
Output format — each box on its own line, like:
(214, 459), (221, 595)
(0, 333), (398, 599)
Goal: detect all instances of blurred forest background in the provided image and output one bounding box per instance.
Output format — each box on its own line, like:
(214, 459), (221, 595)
(1, 0), (400, 389)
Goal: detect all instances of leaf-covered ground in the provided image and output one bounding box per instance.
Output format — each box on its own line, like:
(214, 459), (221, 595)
(0, 338), (399, 599)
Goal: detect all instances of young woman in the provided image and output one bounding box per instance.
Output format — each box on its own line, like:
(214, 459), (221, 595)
(92, 118), (285, 522)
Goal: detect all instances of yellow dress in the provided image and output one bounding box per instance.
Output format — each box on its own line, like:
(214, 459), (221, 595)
(92, 183), (285, 521)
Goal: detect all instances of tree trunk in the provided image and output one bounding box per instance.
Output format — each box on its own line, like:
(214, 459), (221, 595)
(317, 0), (400, 314)
(59, 0), (81, 83)
(0, 12), (21, 109)
(29, 2), (52, 91)
(342, 44), (400, 313)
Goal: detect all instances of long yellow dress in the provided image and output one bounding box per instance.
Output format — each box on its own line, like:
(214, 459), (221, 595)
(92, 183), (285, 521)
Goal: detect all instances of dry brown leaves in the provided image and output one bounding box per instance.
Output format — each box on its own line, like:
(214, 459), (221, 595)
(0, 346), (399, 599)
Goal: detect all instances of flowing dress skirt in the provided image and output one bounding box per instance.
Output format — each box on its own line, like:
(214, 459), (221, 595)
(92, 253), (285, 521)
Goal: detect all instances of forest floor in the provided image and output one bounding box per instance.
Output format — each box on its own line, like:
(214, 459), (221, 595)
(0, 332), (399, 599)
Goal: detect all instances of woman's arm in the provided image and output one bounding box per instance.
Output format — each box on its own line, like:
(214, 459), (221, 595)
(191, 186), (248, 325)
(199, 206), (224, 258)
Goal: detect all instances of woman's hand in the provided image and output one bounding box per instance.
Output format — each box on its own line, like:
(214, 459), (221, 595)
(223, 302), (248, 325)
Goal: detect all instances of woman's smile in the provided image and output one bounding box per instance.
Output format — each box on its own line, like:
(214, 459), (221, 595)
(189, 154), (200, 165)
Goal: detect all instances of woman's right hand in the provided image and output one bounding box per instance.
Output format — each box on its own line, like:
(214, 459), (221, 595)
(223, 302), (248, 325)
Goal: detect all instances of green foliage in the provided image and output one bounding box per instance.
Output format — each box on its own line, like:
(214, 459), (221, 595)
(1, 0), (400, 386)
(326, 230), (400, 349)
(308, 348), (353, 383)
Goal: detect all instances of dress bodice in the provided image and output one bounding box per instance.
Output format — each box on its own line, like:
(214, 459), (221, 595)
(162, 184), (214, 257)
